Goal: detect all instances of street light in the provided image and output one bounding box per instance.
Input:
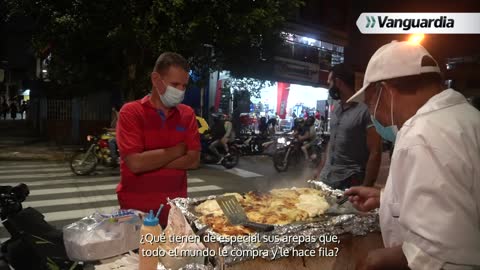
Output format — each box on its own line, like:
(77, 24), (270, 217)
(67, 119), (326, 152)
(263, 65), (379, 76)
(407, 33), (425, 45)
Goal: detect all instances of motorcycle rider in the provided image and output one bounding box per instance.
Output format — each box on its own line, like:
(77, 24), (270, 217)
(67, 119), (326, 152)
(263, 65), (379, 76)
(267, 114), (277, 136)
(258, 116), (268, 137)
(222, 114), (235, 151)
(299, 116), (317, 161)
(208, 113), (227, 164)
(108, 105), (120, 164)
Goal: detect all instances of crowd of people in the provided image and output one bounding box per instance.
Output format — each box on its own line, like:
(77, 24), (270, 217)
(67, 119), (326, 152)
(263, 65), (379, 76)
(0, 97), (29, 120)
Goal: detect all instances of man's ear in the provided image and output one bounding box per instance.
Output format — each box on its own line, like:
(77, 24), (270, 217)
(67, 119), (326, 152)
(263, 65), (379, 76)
(151, 72), (158, 85)
(377, 81), (387, 91)
(383, 81), (401, 98)
(333, 77), (340, 87)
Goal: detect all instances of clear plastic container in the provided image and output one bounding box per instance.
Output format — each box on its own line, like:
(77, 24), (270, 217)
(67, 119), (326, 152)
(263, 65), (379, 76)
(158, 247), (205, 270)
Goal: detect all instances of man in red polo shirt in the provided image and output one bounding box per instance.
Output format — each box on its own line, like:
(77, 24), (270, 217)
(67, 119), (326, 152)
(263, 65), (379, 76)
(116, 52), (200, 225)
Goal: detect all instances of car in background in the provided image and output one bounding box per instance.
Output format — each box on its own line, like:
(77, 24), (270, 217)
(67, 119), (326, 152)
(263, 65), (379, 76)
(278, 118), (293, 132)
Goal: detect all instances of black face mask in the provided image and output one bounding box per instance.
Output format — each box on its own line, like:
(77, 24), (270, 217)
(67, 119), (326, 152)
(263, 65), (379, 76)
(329, 85), (341, 100)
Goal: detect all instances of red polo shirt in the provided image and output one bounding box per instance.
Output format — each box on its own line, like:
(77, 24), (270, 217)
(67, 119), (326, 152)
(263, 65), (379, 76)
(116, 95), (200, 225)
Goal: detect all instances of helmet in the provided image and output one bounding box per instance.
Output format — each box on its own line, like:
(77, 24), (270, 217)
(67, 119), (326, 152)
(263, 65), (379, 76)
(211, 113), (225, 121)
(294, 117), (305, 126)
(306, 116), (315, 126)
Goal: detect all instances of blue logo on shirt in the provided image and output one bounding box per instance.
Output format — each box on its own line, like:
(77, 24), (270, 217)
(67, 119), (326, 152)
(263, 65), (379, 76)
(175, 125), (186, 132)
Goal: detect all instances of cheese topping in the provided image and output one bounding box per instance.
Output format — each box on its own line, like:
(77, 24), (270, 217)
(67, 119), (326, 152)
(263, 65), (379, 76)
(295, 194), (330, 218)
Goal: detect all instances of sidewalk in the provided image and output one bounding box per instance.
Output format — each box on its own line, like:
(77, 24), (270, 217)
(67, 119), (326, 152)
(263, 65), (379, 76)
(0, 141), (78, 161)
(0, 119), (79, 161)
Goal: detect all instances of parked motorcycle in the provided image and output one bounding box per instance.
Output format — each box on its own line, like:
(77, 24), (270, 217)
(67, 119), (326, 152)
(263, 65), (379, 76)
(200, 134), (240, 169)
(0, 184), (81, 270)
(70, 129), (119, 176)
(272, 133), (327, 172)
(234, 132), (274, 156)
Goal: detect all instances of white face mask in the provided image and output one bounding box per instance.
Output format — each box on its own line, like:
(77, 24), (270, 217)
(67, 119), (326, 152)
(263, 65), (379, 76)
(158, 81), (185, 108)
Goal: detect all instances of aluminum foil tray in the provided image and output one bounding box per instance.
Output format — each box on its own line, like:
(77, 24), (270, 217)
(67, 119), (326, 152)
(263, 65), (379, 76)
(169, 180), (379, 266)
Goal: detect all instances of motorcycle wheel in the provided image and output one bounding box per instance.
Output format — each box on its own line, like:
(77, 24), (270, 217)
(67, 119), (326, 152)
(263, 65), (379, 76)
(311, 145), (323, 163)
(273, 148), (289, 172)
(70, 151), (98, 176)
(222, 147), (240, 169)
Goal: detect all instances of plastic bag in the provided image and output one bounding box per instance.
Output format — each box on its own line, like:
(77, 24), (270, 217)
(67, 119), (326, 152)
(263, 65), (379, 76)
(158, 203), (206, 270)
(94, 251), (139, 270)
(63, 209), (143, 261)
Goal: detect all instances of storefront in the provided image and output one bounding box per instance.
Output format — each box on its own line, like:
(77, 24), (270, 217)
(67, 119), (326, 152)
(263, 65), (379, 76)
(249, 82), (329, 119)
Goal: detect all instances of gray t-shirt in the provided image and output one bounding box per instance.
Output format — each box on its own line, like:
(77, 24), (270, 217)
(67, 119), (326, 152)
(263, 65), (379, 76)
(320, 102), (373, 185)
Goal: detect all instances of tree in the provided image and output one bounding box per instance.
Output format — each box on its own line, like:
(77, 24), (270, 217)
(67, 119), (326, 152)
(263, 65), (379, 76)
(222, 77), (273, 99)
(220, 77), (273, 133)
(5, 0), (303, 100)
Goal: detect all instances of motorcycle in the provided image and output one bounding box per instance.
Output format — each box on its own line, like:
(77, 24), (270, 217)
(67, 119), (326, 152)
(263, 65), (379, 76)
(200, 133), (240, 169)
(0, 184), (81, 270)
(70, 129), (119, 176)
(234, 132), (274, 156)
(272, 133), (327, 172)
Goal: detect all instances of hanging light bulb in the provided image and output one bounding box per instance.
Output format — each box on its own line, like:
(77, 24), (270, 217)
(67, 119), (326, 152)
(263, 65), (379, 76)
(408, 33), (425, 45)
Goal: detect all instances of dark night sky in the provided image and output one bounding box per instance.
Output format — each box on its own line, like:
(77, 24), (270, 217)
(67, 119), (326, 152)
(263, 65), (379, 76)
(345, 0), (480, 71)
(2, 0), (480, 74)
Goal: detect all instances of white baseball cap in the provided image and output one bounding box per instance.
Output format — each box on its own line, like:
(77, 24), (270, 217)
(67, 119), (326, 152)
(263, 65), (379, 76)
(347, 40), (441, 103)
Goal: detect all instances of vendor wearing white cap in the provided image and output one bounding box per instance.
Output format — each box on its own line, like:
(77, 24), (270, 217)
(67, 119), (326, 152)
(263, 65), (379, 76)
(344, 41), (480, 269)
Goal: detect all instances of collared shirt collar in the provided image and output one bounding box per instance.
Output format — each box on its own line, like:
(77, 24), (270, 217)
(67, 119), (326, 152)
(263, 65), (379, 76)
(404, 89), (467, 127)
(140, 95), (179, 118)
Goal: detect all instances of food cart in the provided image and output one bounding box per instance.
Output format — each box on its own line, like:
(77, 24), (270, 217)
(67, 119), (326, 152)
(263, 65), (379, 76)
(161, 180), (382, 270)
(82, 180), (383, 270)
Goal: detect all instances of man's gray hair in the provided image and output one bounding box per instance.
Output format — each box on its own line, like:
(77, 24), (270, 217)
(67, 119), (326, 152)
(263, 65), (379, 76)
(154, 52), (190, 74)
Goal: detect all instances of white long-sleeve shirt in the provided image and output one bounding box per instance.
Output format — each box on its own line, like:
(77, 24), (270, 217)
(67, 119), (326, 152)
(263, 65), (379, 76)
(379, 89), (480, 269)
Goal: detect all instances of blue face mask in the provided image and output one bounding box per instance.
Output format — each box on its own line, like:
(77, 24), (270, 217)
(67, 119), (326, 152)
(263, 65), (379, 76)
(371, 88), (398, 143)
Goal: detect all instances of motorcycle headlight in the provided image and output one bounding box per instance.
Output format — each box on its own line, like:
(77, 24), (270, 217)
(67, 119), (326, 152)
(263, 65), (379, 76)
(277, 137), (286, 144)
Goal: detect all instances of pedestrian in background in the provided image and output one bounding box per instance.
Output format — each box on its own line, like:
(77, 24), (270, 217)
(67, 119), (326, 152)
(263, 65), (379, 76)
(314, 63), (383, 189)
(9, 102), (17, 120)
(20, 101), (28, 120)
(1, 99), (8, 120)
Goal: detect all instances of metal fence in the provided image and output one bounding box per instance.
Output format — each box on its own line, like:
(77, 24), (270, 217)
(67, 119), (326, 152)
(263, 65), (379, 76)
(46, 99), (72, 120)
(78, 92), (111, 121)
(29, 91), (112, 143)
(41, 92), (111, 121)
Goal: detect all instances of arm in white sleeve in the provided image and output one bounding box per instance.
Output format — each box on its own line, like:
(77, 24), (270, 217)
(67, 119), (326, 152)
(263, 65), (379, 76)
(394, 145), (480, 268)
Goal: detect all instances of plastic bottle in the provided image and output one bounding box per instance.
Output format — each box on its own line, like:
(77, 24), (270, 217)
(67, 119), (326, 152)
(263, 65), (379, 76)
(139, 209), (162, 270)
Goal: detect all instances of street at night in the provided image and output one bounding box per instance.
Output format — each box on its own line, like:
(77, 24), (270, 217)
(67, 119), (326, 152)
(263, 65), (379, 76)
(0, 156), (316, 239)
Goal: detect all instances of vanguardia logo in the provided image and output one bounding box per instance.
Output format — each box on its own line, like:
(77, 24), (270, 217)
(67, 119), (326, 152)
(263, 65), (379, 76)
(365, 16), (376, 28)
(373, 16), (454, 30)
(356, 13), (480, 34)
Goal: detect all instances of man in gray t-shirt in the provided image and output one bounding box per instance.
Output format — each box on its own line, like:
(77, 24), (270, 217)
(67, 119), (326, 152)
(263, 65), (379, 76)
(314, 64), (382, 189)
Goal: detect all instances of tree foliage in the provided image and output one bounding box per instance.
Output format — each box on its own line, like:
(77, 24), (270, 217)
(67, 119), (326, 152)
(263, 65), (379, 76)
(223, 77), (273, 99)
(5, 0), (303, 100)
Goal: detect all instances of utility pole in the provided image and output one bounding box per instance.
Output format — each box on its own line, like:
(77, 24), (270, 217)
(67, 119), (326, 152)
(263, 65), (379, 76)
(202, 44), (215, 118)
